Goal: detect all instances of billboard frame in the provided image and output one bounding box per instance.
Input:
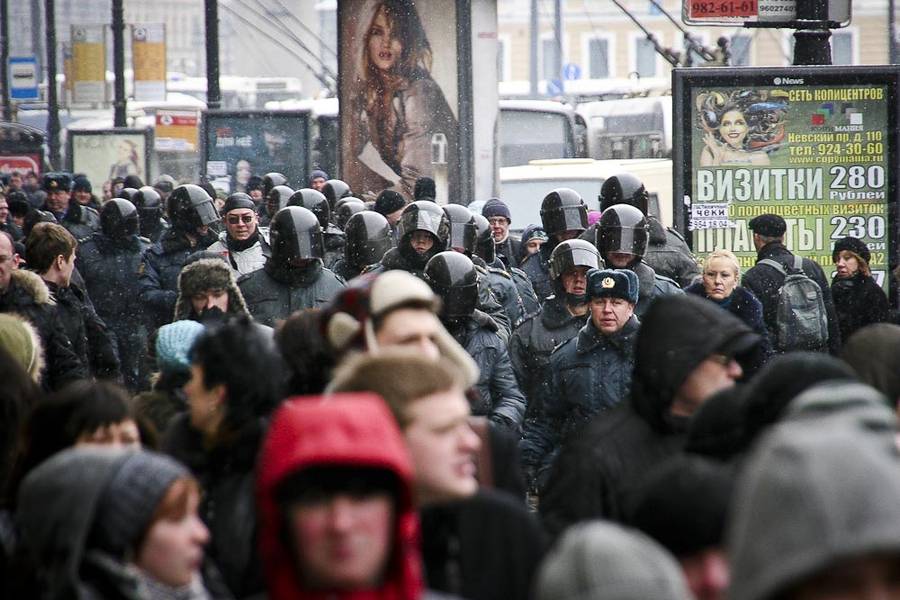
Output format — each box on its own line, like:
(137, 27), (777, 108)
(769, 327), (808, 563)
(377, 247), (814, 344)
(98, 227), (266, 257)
(673, 65), (900, 300)
(66, 127), (153, 188)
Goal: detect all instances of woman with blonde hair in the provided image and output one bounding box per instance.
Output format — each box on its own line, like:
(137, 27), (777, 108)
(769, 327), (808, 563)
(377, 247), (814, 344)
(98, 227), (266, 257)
(686, 248), (772, 357)
(831, 236), (889, 342)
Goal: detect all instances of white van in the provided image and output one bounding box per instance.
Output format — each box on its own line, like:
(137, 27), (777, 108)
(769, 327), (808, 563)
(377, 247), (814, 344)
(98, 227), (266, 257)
(498, 157), (673, 231)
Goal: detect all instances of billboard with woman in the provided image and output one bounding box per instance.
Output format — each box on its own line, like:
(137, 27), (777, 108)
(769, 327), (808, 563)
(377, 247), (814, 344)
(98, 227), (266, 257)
(339, 0), (460, 203)
(67, 128), (153, 192)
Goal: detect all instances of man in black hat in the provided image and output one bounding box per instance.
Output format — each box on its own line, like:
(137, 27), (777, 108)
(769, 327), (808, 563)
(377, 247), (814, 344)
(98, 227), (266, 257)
(374, 189), (407, 245)
(742, 213), (840, 354)
(523, 268), (641, 485)
(206, 193), (270, 276)
(42, 172), (101, 240)
(482, 198), (522, 269)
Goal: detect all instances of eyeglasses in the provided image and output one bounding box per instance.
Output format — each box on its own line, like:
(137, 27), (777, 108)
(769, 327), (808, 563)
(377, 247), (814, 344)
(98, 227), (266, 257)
(226, 214), (255, 225)
(487, 217), (508, 226)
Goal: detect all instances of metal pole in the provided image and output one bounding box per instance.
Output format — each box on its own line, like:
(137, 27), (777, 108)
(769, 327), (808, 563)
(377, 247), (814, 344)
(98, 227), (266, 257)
(31, 0), (42, 78)
(792, 0), (831, 66)
(205, 0), (221, 110)
(553, 0), (562, 87)
(1, 0), (11, 121)
(112, 0), (126, 127)
(890, 0), (898, 64)
(529, 0), (538, 97)
(45, 0), (60, 168)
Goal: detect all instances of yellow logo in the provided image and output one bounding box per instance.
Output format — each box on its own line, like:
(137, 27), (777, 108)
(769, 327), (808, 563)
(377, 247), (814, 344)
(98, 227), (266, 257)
(602, 277), (615, 288)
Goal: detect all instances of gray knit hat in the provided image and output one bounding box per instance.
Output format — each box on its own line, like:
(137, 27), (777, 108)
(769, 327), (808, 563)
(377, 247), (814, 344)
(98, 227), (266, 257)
(536, 521), (692, 600)
(91, 451), (189, 557)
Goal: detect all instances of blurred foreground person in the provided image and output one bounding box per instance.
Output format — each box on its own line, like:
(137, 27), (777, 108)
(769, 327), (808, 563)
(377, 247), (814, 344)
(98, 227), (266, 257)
(536, 521), (691, 600)
(14, 449), (226, 598)
(256, 394), (428, 599)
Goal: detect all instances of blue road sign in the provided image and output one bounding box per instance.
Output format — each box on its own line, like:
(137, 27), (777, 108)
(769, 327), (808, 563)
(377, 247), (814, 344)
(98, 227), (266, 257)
(10, 56), (39, 100)
(563, 63), (582, 80)
(547, 78), (564, 95)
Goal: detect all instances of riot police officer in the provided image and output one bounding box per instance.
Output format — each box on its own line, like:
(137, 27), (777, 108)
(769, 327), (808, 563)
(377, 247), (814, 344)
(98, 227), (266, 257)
(332, 210), (393, 281)
(334, 197), (366, 230)
(133, 185), (167, 243)
(522, 188), (589, 301)
(238, 206), (345, 327)
(597, 203), (682, 317)
(288, 188), (344, 268)
(425, 251), (526, 433)
(138, 184), (220, 328)
(77, 198), (151, 390)
(321, 178), (353, 210)
(259, 184), (293, 228)
(598, 173), (699, 288)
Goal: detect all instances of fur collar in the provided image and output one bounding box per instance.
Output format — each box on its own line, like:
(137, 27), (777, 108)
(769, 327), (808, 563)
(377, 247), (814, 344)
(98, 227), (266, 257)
(8, 269), (54, 306)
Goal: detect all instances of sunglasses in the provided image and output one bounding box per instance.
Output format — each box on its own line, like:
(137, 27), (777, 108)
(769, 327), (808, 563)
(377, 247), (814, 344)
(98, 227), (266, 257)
(226, 214), (254, 225)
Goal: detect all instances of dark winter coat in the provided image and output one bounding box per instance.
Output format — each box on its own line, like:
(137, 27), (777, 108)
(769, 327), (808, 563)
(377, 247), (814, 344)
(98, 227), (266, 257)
(45, 280), (120, 380)
(323, 225), (345, 270)
(686, 282), (773, 359)
(421, 489), (547, 600)
(77, 233), (151, 389)
(0, 269), (87, 389)
(539, 294), (761, 538)
(238, 260), (345, 328)
(831, 272), (890, 344)
(495, 235), (522, 269)
(331, 256), (364, 282)
(478, 262), (524, 329)
(632, 261), (683, 317)
(163, 414), (264, 598)
(510, 296), (586, 419)
(138, 228), (217, 328)
(520, 243), (553, 301)
(644, 218), (701, 288)
(742, 242), (841, 354)
(523, 315), (639, 478)
(447, 310), (527, 434)
(52, 201), (101, 240)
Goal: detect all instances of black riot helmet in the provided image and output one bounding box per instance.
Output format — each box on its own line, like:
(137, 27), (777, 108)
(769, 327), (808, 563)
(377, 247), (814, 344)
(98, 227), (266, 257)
(167, 184), (219, 232)
(549, 239), (602, 305)
(472, 214), (495, 264)
(540, 188), (588, 239)
(269, 206), (324, 267)
(599, 173), (649, 214)
(442, 204), (477, 256)
(153, 174), (176, 195)
(287, 188), (331, 229)
(397, 200), (451, 268)
(597, 204), (649, 266)
(345, 211), (393, 269)
(266, 185), (295, 218)
(334, 197), (366, 230)
(100, 198), (139, 240)
(133, 186), (162, 235)
(262, 172), (288, 197)
(424, 251), (479, 319)
(321, 179), (352, 209)
(117, 187), (139, 202)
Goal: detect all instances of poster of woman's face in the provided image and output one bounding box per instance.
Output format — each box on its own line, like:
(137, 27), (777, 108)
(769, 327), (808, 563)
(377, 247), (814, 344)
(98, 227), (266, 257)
(339, 0), (460, 202)
(69, 130), (150, 191)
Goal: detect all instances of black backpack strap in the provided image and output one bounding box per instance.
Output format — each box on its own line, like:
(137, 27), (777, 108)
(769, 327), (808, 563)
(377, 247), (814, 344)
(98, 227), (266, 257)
(759, 258), (787, 277)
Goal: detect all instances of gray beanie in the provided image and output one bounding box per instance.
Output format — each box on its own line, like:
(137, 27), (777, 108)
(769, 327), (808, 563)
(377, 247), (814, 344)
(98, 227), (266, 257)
(92, 451), (189, 557)
(728, 417), (900, 600)
(536, 521), (692, 600)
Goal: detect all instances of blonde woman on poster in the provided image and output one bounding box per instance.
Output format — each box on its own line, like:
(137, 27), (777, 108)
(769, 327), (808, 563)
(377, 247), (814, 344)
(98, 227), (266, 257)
(697, 90), (788, 167)
(107, 139), (143, 181)
(350, 0), (458, 200)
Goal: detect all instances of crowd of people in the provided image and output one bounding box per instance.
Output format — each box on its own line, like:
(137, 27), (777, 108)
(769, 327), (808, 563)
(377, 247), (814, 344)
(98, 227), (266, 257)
(0, 164), (899, 600)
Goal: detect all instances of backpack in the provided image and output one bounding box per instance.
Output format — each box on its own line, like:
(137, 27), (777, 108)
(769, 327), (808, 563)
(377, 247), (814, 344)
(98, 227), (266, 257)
(758, 256), (829, 351)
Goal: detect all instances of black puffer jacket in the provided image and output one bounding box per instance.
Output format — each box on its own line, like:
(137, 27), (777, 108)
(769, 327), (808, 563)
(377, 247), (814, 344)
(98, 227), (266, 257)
(323, 225), (345, 270)
(138, 228), (217, 328)
(686, 282), (773, 361)
(0, 270), (87, 389)
(162, 414), (265, 598)
(539, 295), (761, 539)
(831, 272), (890, 343)
(238, 260), (345, 328)
(45, 281), (120, 381)
(495, 236), (522, 269)
(743, 242), (841, 354)
(510, 296), (586, 419)
(54, 201), (101, 240)
(644, 218), (701, 288)
(447, 310), (527, 434)
(520, 243), (553, 301)
(477, 261), (524, 329)
(523, 315), (639, 479)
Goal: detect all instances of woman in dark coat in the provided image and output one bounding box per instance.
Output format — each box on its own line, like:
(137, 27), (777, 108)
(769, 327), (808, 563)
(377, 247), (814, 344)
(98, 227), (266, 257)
(831, 236), (890, 343)
(686, 248), (773, 360)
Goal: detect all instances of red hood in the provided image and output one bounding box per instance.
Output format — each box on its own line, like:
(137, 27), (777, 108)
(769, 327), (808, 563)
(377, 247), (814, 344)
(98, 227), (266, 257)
(257, 394), (423, 600)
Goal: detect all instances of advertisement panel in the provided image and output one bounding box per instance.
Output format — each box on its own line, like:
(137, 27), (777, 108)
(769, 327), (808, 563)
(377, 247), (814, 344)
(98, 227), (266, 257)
(338, 0), (461, 203)
(156, 109), (199, 152)
(67, 129), (153, 190)
(132, 24), (167, 101)
(71, 25), (106, 104)
(201, 110), (310, 194)
(673, 66), (900, 295)
(682, 0), (850, 26)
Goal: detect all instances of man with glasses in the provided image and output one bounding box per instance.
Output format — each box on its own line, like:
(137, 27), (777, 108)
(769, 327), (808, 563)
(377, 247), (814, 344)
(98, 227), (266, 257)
(539, 294), (763, 538)
(482, 198), (521, 269)
(207, 193), (270, 276)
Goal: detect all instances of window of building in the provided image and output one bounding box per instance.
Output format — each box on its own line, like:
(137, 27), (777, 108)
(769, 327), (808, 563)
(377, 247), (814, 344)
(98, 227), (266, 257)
(831, 30), (854, 65)
(498, 36), (510, 82)
(587, 37), (610, 79)
(635, 37), (657, 77)
(730, 35), (752, 66)
(542, 36), (560, 81)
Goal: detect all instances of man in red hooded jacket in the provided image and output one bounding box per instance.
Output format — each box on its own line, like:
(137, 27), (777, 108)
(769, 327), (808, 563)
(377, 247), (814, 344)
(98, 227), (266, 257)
(256, 393), (427, 600)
